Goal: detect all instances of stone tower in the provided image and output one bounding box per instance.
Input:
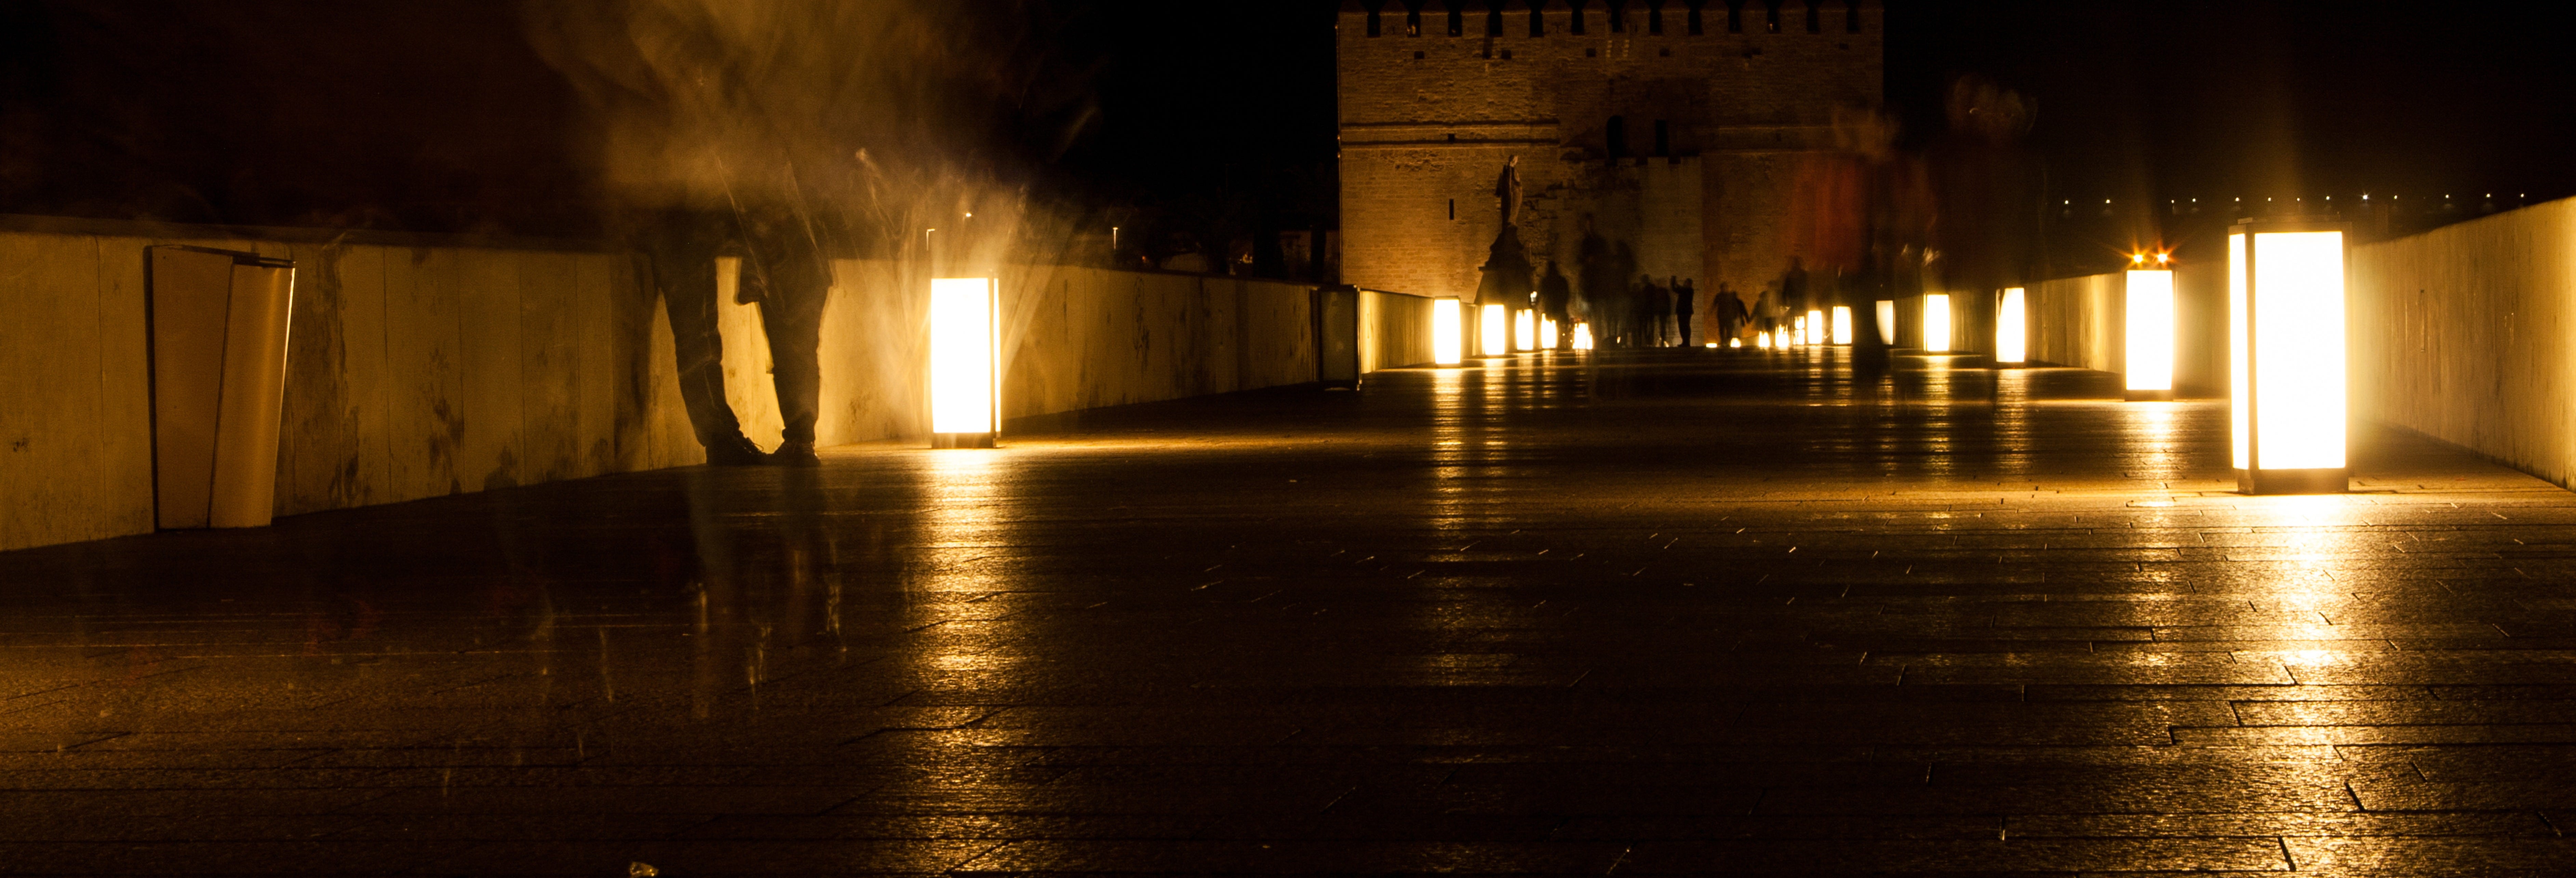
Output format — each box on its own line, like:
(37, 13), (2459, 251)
(1336, 0), (1884, 303)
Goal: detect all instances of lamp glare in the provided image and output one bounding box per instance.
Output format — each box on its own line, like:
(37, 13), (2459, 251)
(929, 277), (998, 445)
(1996, 287), (2026, 364)
(1922, 294), (1951, 352)
(1432, 297), (1463, 365)
(2124, 269), (2174, 396)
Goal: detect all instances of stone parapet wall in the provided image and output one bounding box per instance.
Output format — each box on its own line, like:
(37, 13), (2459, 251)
(0, 223), (1362, 554)
(2353, 199), (2576, 488)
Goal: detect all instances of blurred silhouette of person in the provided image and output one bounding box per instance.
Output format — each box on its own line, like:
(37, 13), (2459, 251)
(636, 208), (774, 466)
(734, 200), (828, 467)
(1673, 278), (1696, 346)
(1715, 283), (1749, 346)
(1537, 259), (1572, 335)
(1755, 281), (1782, 341)
(1636, 274), (1668, 347)
(1782, 257), (1811, 316)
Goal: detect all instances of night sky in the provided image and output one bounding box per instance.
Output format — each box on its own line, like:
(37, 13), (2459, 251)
(1, 1), (2570, 239)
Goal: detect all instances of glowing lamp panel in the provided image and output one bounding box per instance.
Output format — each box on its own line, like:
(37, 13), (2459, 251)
(930, 277), (998, 436)
(1513, 309), (1535, 351)
(1756, 330), (1772, 349)
(2124, 271), (2175, 391)
(1996, 288), (2026, 364)
(1541, 317), (1559, 350)
(1875, 300), (1896, 346)
(1805, 309), (1824, 345)
(1432, 298), (1463, 365)
(1922, 294), (1952, 353)
(1571, 322), (1595, 350)
(2236, 231), (2347, 470)
(1830, 306), (1853, 345)
(1481, 304), (1508, 356)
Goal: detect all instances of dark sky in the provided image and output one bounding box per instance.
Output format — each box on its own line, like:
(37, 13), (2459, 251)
(1887, 0), (2576, 207)
(2, 1), (2571, 234)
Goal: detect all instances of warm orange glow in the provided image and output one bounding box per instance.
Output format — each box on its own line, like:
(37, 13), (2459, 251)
(1513, 308), (1535, 351)
(1571, 321), (1595, 350)
(930, 277), (998, 443)
(1481, 303), (1508, 356)
(2125, 269), (2174, 392)
(2231, 230), (2347, 474)
(1541, 316), (1559, 350)
(1996, 287), (2026, 364)
(1432, 297), (1463, 365)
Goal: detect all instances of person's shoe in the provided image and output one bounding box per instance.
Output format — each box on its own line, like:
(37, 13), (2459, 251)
(704, 435), (771, 466)
(770, 440), (821, 468)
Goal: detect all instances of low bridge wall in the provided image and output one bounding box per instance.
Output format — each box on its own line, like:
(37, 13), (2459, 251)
(0, 218), (1424, 553)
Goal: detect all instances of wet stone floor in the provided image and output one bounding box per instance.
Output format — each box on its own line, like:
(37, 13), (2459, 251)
(10, 348), (2576, 876)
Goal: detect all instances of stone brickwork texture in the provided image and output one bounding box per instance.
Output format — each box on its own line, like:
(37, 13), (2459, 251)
(1338, 0), (1883, 309)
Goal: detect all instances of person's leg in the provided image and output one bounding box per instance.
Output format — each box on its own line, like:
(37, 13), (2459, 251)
(645, 214), (764, 464)
(761, 274), (827, 465)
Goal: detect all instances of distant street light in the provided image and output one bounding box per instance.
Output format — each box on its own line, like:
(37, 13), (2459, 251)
(2125, 256), (2175, 401)
(1996, 287), (2026, 365)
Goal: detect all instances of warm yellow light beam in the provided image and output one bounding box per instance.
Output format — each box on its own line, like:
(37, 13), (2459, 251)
(1806, 309), (1825, 345)
(1571, 321), (1595, 350)
(1923, 294), (1951, 352)
(1433, 297), (1463, 365)
(1996, 287), (2027, 364)
(1541, 316), (1559, 350)
(1481, 303), (1508, 356)
(930, 277), (998, 444)
(2124, 270), (2174, 396)
(1514, 308), (1535, 351)
(1830, 306), (1853, 345)
(1757, 330), (1772, 349)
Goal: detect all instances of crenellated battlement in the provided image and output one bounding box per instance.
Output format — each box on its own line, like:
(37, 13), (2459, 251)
(1338, 0), (1879, 40)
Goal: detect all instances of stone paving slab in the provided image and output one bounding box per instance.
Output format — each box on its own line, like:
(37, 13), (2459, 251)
(5, 349), (2576, 875)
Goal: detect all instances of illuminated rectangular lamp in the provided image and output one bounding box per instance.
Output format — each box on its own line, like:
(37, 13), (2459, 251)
(1875, 299), (1896, 346)
(1756, 330), (1772, 349)
(1432, 297), (1463, 365)
(1830, 306), (1853, 345)
(1481, 303), (1508, 356)
(1805, 309), (1825, 345)
(930, 277), (999, 448)
(1996, 287), (2027, 365)
(1540, 316), (1559, 350)
(1790, 315), (1806, 345)
(2230, 220), (2348, 494)
(2124, 269), (2175, 400)
(1922, 294), (1952, 352)
(1513, 308), (1535, 351)
(1571, 321), (1595, 350)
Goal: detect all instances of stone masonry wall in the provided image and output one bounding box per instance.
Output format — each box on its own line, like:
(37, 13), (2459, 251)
(1338, 0), (1881, 306)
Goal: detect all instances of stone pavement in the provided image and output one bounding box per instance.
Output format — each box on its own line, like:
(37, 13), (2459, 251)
(7, 348), (2576, 876)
